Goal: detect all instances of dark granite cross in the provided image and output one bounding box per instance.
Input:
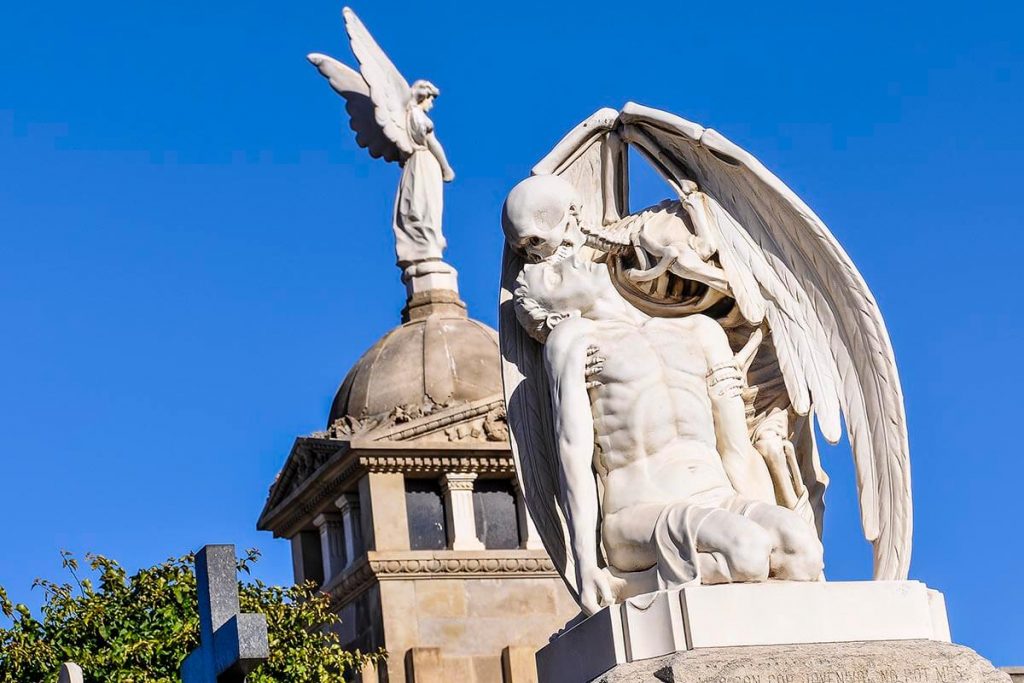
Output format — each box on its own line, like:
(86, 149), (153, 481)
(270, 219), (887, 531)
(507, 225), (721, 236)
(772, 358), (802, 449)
(180, 545), (270, 683)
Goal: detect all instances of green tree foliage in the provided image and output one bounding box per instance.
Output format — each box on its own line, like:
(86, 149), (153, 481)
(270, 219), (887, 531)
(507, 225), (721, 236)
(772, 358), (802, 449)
(0, 549), (379, 682)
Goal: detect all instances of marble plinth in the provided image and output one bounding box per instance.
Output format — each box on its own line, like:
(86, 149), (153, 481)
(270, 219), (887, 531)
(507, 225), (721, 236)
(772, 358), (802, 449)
(537, 581), (952, 683)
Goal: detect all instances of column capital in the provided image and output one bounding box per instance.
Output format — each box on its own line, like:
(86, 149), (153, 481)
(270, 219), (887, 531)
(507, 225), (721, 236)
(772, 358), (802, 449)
(440, 472), (477, 494)
(313, 511), (343, 528)
(334, 493), (360, 514)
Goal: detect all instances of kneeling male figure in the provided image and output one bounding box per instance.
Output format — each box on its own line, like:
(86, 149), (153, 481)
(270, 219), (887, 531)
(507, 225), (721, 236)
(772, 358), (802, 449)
(514, 255), (823, 615)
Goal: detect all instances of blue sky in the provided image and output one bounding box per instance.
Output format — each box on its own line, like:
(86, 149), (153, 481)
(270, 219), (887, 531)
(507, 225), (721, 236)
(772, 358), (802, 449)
(1, 0), (1022, 665)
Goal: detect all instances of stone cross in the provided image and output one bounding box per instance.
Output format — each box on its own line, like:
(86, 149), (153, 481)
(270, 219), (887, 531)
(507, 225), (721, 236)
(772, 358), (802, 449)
(180, 545), (270, 683)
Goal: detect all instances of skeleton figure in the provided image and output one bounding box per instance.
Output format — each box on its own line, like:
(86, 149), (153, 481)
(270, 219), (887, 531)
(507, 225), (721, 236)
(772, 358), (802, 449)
(502, 175), (731, 307)
(502, 174), (810, 521)
(498, 104), (911, 614)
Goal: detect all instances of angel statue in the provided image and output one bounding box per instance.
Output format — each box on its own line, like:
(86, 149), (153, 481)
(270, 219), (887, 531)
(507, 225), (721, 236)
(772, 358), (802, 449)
(308, 7), (457, 285)
(498, 104), (911, 616)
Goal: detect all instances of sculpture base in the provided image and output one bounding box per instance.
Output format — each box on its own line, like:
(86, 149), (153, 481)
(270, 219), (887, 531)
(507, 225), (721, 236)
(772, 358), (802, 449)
(537, 581), (954, 683)
(597, 640), (1009, 683)
(401, 262), (467, 321)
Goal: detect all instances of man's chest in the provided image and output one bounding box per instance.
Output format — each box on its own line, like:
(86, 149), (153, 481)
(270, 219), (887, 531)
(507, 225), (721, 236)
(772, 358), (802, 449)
(593, 322), (707, 384)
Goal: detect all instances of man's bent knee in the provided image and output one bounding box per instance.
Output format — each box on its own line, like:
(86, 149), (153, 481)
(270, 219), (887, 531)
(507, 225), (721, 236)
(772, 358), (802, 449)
(725, 530), (772, 582)
(772, 527), (824, 581)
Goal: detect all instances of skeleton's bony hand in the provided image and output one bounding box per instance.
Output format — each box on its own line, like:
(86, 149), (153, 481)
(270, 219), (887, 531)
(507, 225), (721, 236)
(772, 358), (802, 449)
(585, 345), (605, 389)
(754, 434), (806, 510)
(579, 566), (626, 616)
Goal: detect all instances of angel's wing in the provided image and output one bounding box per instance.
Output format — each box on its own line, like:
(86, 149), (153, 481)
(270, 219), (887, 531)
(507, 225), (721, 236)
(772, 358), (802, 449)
(618, 103), (911, 579)
(342, 8), (414, 157)
(501, 112), (631, 600)
(499, 245), (581, 601)
(307, 53), (403, 163)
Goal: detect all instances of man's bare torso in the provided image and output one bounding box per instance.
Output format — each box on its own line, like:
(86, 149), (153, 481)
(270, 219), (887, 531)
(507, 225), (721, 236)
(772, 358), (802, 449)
(578, 314), (735, 515)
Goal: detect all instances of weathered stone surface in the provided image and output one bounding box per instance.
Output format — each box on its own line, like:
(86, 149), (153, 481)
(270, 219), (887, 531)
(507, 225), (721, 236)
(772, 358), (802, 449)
(329, 314), (502, 428)
(473, 654), (505, 683)
(504, 645), (541, 683)
(466, 577), (558, 617)
(180, 545), (270, 683)
(1002, 668), (1024, 683)
(596, 640), (1009, 683)
(57, 663), (83, 683)
(415, 579), (467, 618)
(404, 647), (443, 681)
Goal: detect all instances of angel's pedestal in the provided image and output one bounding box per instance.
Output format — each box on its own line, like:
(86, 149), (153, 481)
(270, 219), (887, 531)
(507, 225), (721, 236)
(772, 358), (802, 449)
(535, 581), (1009, 683)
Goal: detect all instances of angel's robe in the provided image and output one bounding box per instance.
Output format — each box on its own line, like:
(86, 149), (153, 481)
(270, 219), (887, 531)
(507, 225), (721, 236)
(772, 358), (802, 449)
(393, 107), (445, 268)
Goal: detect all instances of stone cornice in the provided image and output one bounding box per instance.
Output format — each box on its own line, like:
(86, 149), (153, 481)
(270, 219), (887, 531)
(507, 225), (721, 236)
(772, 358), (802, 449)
(257, 393), (515, 537)
(257, 442), (514, 538)
(322, 550), (559, 608)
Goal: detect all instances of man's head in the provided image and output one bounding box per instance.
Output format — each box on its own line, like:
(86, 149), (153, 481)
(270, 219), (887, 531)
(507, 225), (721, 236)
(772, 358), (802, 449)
(513, 256), (608, 343)
(502, 174), (585, 262)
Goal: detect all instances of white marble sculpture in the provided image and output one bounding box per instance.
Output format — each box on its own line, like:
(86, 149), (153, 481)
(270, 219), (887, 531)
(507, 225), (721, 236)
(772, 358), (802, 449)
(498, 104), (911, 616)
(308, 7), (456, 285)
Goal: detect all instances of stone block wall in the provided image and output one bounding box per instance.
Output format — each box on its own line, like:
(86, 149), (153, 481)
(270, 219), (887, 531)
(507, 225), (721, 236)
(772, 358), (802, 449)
(377, 575), (579, 682)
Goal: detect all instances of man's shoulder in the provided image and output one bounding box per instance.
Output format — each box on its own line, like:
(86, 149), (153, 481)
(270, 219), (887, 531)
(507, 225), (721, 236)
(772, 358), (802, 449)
(544, 317), (594, 357)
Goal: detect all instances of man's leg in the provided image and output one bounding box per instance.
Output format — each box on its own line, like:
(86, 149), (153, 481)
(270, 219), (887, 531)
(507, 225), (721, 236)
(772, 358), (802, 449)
(604, 503), (774, 584)
(691, 509), (774, 584)
(744, 503), (824, 581)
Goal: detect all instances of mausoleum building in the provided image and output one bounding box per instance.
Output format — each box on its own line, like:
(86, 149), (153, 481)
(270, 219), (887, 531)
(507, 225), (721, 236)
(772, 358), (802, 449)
(257, 282), (578, 682)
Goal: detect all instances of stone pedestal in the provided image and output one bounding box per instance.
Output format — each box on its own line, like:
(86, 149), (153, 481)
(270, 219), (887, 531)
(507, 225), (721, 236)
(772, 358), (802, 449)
(598, 640), (1010, 683)
(537, 581), (959, 683)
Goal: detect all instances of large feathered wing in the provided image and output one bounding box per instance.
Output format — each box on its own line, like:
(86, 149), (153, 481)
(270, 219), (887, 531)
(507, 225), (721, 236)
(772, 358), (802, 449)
(618, 103), (911, 579)
(306, 53), (404, 162)
(499, 246), (581, 601)
(343, 8), (414, 157)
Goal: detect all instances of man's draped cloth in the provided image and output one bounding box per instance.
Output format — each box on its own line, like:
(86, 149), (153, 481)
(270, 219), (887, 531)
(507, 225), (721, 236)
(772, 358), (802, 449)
(651, 492), (768, 588)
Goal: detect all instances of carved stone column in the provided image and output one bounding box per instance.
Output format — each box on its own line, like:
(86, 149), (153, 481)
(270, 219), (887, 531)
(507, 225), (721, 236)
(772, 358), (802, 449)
(511, 477), (545, 550)
(335, 493), (363, 569)
(440, 473), (484, 551)
(314, 512), (346, 583)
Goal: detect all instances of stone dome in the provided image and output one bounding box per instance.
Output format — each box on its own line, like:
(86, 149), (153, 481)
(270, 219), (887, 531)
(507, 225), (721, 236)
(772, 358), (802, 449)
(328, 312), (502, 426)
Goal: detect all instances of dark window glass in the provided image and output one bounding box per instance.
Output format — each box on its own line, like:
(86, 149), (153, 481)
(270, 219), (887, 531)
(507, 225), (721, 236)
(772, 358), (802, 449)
(293, 529), (324, 586)
(405, 478), (447, 550)
(473, 479), (520, 549)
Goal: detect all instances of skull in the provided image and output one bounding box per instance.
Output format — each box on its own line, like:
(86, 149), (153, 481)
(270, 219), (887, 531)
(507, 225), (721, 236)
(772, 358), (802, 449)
(502, 174), (584, 262)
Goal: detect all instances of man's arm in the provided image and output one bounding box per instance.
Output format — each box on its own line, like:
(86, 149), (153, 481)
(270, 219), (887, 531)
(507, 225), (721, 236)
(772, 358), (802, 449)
(544, 322), (615, 613)
(695, 317), (776, 504)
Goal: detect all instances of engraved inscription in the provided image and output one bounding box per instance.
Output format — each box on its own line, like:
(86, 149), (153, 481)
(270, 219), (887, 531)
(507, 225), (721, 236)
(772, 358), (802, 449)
(697, 664), (969, 683)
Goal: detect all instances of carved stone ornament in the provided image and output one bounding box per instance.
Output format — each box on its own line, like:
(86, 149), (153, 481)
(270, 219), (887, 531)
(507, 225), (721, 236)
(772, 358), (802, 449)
(498, 104), (911, 616)
(324, 550), (558, 606)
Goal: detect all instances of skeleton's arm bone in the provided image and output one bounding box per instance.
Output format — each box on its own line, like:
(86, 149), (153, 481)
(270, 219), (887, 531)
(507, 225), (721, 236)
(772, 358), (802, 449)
(681, 193), (719, 256)
(696, 317), (776, 504)
(544, 321), (602, 580)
